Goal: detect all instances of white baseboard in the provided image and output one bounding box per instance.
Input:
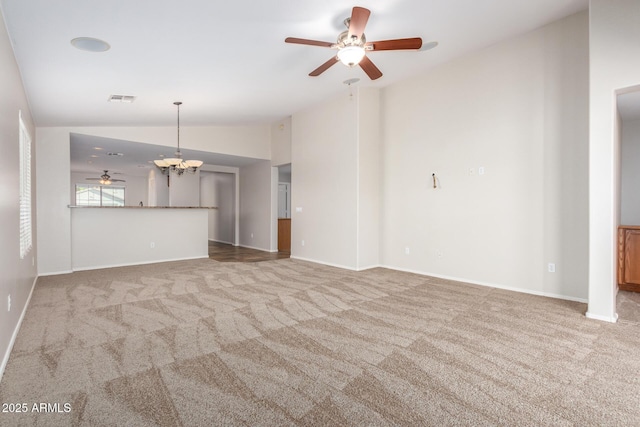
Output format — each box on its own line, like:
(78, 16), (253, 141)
(585, 311), (618, 323)
(208, 239), (234, 245)
(71, 255), (210, 272)
(239, 244), (277, 253)
(356, 264), (382, 272)
(0, 276), (37, 383)
(380, 264), (589, 304)
(37, 269), (73, 277)
(287, 258), (589, 305)
(290, 256), (359, 271)
(288, 257), (381, 272)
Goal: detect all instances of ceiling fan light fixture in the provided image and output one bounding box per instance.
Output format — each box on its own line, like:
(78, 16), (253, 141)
(285, 6), (423, 80)
(86, 170), (125, 185)
(338, 45), (365, 67)
(164, 158), (182, 166)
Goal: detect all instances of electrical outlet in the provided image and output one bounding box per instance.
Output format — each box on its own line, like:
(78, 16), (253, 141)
(405, 247), (410, 255)
(301, 240), (305, 246)
(7, 295), (11, 312)
(469, 168), (475, 176)
(251, 233), (254, 239)
(150, 242), (155, 248)
(548, 263), (556, 273)
(479, 166), (485, 175)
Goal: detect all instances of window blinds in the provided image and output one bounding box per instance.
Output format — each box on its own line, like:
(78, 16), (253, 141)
(19, 110), (32, 259)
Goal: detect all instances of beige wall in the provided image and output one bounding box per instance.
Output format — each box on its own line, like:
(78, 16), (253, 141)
(271, 116), (292, 166)
(588, 0), (640, 321)
(169, 169), (200, 207)
(148, 168), (170, 207)
(68, 125), (271, 159)
(290, 87), (381, 270)
(380, 12), (589, 300)
(357, 88), (381, 270)
(291, 91), (359, 269)
(239, 160), (274, 251)
(289, 13), (590, 295)
(0, 11), (38, 379)
(36, 128), (72, 275)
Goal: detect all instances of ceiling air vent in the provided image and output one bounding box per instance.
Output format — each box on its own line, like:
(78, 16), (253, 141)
(108, 95), (136, 103)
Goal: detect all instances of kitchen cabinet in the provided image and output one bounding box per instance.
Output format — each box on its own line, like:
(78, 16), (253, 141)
(618, 226), (640, 292)
(278, 218), (291, 252)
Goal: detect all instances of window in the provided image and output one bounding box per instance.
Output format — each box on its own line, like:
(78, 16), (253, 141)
(75, 184), (125, 206)
(19, 111), (32, 259)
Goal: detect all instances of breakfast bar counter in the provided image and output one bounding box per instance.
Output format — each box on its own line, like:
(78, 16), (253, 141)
(69, 206), (213, 270)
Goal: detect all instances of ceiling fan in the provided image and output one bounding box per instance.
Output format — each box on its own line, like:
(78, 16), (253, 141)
(86, 170), (125, 185)
(285, 6), (423, 80)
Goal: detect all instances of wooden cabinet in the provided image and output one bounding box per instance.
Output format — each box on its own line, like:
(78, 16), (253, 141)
(618, 226), (640, 292)
(278, 218), (291, 252)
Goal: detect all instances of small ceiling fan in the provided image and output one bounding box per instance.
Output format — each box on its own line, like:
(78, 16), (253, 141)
(285, 6), (423, 80)
(86, 170), (125, 185)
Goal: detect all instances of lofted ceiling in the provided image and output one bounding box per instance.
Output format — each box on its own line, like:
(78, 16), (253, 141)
(3, 1), (595, 175)
(1, 0), (589, 129)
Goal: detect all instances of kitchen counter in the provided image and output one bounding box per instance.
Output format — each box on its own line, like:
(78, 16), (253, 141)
(68, 205), (217, 209)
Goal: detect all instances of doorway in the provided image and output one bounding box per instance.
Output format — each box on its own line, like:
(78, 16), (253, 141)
(616, 88), (640, 320)
(200, 171), (237, 245)
(277, 164), (291, 252)
(278, 183), (290, 218)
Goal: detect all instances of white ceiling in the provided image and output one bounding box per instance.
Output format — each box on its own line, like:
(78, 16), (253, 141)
(3, 0), (592, 174)
(1, 0), (589, 128)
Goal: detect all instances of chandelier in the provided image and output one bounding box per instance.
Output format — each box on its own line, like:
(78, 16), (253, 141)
(154, 101), (203, 175)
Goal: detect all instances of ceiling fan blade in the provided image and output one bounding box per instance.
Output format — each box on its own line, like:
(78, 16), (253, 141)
(359, 55), (383, 80)
(111, 179), (126, 182)
(366, 37), (423, 51)
(285, 37), (334, 48)
(347, 7), (371, 41)
(309, 56), (339, 76)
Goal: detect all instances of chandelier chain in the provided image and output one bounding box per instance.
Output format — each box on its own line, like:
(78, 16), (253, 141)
(174, 101), (182, 155)
(153, 101), (202, 175)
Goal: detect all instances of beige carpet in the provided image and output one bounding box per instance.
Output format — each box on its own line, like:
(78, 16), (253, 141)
(618, 290), (640, 324)
(1, 258), (639, 426)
